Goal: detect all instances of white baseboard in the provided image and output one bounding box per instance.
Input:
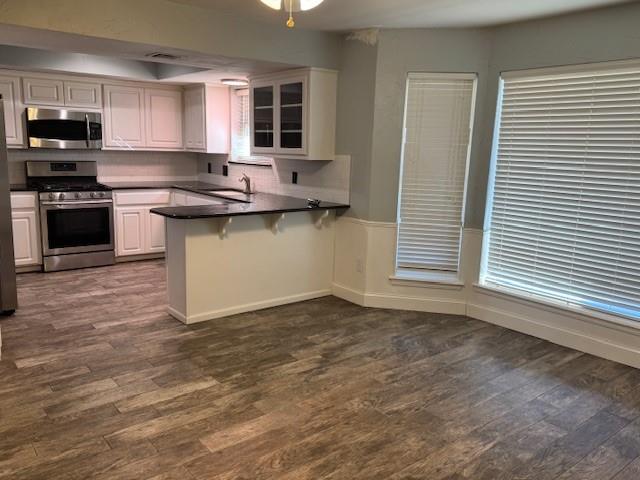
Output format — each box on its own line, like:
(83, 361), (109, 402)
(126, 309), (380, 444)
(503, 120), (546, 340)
(332, 283), (466, 315)
(332, 283), (366, 306)
(169, 289), (333, 324)
(467, 303), (640, 369)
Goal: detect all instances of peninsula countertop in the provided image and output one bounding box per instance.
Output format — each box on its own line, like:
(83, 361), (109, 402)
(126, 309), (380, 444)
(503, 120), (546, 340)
(150, 191), (349, 220)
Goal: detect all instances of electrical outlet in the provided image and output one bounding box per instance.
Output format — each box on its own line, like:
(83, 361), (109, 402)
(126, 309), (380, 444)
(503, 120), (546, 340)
(207, 162), (212, 174)
(356, 258), (364, 274)
(222, 165), (228, 177)
(292, 171), (298, 184)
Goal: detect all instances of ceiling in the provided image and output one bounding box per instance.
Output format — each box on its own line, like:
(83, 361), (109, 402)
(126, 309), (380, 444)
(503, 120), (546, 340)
(169, 0), (632, 30)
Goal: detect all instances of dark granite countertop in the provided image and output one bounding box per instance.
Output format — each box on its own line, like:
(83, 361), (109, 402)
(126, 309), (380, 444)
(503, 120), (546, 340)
(102, 180), (221, 191)
(9, 184), (36, 192)
(11, 180), (349, 219)
(151, 192), (349, 219)
(105, 180), (349, 219)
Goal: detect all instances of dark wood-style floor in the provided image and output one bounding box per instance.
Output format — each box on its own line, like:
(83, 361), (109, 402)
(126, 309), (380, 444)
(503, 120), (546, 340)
(1, 260), (640, 479)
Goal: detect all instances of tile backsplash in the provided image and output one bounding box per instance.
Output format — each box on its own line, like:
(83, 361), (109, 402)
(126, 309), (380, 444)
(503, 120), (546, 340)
(197, 154), (351, 204)
(7, 150), (199, 184)
(7, 149), (351, 205)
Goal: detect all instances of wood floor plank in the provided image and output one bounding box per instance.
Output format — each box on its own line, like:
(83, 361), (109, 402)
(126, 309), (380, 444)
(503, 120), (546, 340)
(1, 259), (639, 479)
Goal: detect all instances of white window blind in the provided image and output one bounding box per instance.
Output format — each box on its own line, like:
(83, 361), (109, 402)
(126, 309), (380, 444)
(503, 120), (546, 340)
(231, 89), (251, 160)
(396, 73), (476, 272)
(483, 62), (640, 320)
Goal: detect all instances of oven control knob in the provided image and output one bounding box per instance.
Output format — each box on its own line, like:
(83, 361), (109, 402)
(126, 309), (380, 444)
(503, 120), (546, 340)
(98, 192), (105, 198)
(90, 192), (96, 198)
(48, 193), (55, 200)
(74, 192), (81, 199)
(59, 193), (65, 200)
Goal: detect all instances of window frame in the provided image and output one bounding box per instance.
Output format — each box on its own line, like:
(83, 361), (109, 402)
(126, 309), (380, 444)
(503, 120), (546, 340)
(394, 72), (478, 283)
(230, 87), (272, 167)
(480, 59), (640, 322)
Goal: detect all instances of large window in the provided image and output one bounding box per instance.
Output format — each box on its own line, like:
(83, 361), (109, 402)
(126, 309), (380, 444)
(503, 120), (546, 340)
(396, 73), (477, 276)
(482, 61), (640, 320)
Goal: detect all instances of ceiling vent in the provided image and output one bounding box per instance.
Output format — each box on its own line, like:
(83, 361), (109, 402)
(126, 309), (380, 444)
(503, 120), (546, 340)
(145, 52), (183, 61)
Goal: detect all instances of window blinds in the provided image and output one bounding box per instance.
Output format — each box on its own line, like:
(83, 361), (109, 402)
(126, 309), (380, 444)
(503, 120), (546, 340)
(484, 63), (640, 319)
(396, 73), (476, 272)
(231, 89), (250, 160)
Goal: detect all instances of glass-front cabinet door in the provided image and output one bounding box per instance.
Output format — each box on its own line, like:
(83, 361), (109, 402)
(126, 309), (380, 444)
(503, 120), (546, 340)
(279, 80), (305, 153)
(252, 84), (274, 152)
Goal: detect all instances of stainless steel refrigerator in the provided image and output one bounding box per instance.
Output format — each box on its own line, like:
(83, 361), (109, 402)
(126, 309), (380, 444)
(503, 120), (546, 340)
(0, 99), (17, 315)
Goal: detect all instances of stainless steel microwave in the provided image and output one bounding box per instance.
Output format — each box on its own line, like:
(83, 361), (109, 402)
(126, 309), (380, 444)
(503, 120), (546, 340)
(26, 107), (102, 149)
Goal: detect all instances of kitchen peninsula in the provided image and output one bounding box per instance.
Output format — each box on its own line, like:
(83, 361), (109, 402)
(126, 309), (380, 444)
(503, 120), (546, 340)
(151, 192), (348, 324)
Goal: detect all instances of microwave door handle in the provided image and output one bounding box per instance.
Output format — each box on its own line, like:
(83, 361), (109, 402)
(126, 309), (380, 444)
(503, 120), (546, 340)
(85, 114), (91, 148)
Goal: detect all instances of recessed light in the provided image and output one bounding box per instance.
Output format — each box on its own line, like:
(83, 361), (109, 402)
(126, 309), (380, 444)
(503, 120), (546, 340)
(220, 78), (249, 87)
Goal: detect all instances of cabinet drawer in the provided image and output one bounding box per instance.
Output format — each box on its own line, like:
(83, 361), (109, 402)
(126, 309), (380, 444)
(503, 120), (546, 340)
(114, 190), (171, 206)
(10, 192), (37, 209)
(22, 77), (64, 106)
(64, 81), (102, 108)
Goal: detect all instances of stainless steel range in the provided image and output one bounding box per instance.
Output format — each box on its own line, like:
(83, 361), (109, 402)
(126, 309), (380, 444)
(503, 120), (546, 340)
(26, 161), (114, 272)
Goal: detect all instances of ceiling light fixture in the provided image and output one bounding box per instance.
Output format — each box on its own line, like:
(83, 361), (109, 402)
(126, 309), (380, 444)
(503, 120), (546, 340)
(220, 78), (249, 87)
(259, 0), (324, 28)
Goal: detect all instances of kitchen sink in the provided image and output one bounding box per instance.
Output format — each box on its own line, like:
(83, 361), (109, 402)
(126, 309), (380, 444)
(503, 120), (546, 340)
(208, 189), (249, 196)
(206, 190), (254, 202)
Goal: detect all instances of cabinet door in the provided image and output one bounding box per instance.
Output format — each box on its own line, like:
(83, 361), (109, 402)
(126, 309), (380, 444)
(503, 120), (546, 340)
(64, 81), (102, 108)
(12, 210), (41, 266)
(22, 77), (64, 106)
(0, 75), (24, 147)
(277, 77), (306, 154)
(115, 207), (146, 256)
(103, 85), (146, 148)
(251, 83), (275, 154)
(184, 87), (205, 150)
(145, 88), (183, 149)
(147, 210), (166, 253)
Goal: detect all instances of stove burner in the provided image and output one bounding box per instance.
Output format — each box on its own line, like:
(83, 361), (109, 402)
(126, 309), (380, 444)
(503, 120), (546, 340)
(27, 180), (112, 193)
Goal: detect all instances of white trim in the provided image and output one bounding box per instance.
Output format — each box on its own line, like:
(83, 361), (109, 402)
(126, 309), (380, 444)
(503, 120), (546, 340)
(332, 283), (366, 306)
(473, 283), (640, 334)
(332, 283), (466, 314)
(407, 72), (478, 81)
(390, 270), (464, 288)
(170, 289), (332, 324)
(467, 303), (640, 369)
(501, 57), (640, 79)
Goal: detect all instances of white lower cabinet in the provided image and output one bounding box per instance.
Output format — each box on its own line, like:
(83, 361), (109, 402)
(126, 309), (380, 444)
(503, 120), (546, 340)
(114, 190), (171, 257)
(10, 193), (41, 267)
(114, 189), (226, 257)
(115, 207), (146, 256)
(147, 211), (166, 253)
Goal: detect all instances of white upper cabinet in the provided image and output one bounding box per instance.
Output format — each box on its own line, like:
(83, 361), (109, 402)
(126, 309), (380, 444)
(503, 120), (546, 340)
(249, 68), (337, 160)
(64, 81), (102, 108)
(184, 85), (229, 154)
(103, 85), (146, 148)
(184, 86), (205, 150)
(145, 88), (183, 149)
(103, 84), (184, 151)
(22, 77), (64, 106)
(0, 75), (25, 147)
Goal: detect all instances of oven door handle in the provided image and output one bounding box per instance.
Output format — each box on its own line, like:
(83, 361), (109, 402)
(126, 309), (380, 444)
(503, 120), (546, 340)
(41, 200), (114, 206)
(85, 114), (91, 148)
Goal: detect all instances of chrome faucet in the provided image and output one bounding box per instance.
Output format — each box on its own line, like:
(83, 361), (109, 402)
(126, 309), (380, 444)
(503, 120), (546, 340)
(239, 173), (252, 194)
